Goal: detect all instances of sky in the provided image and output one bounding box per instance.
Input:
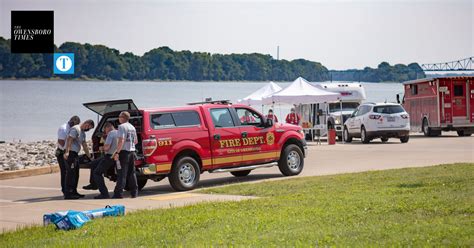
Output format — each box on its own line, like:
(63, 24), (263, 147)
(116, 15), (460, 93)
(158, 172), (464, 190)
(1, 0), (472, 70)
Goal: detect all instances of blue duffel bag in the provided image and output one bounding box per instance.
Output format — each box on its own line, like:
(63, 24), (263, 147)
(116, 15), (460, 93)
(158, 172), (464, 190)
(53, 211), (91, 230)
(43, 211), (68, 226)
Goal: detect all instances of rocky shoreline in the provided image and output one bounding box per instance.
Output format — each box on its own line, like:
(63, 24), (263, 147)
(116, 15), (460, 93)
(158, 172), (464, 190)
(0, 141), (58, 172)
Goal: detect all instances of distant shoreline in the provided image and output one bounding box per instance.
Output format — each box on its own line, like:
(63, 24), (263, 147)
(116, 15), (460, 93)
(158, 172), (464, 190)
(0, 78), (402, 83)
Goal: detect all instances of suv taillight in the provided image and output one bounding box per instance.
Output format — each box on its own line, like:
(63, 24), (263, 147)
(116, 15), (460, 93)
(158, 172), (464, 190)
(142, 138), (157, 157)
(369, 114), (381, 119)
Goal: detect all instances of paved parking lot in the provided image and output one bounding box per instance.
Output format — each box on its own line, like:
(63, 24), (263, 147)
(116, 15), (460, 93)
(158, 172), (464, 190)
(0, 133), (473, 232)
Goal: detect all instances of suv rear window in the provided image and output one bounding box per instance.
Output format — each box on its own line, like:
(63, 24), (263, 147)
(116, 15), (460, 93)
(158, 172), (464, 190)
(151, 111), (201, 129)
(373, 105), (405, 114)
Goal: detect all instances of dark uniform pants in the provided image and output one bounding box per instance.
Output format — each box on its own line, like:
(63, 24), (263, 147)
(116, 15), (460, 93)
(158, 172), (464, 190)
(55, 148), (67, 195)
(93, 155), (114, 196)
(88, 157), (104, 186)
(65, 151), (80, 196)
(114, 150), (137, 197)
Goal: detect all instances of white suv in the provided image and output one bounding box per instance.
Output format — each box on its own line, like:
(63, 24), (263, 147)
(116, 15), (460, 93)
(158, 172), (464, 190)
(343, 103), (410, 144)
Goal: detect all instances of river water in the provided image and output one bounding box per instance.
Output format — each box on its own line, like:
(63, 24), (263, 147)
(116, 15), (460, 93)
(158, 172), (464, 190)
(0, 80), (402, 141)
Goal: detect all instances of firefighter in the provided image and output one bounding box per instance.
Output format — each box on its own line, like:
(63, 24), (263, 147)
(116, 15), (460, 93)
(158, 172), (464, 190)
(285, 108), (301, 125)
(92, 122), (118, 199)
(113, 111), (138, 199)
(265, 109), (278, 123)
(56, 115), (80, 197)
(63, 119), (94, 200)
(83, 132), (108, 190)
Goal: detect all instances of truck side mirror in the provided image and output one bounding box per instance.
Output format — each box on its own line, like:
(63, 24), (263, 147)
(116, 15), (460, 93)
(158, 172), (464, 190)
(265, 118), (273, 127)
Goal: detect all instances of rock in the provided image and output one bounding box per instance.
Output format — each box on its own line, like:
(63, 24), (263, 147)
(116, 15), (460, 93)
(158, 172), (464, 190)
(13, 162), (24, 170)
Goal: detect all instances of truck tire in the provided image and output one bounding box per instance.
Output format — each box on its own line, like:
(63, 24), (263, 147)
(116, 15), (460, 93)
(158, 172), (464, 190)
(361, 126), (370, 144)
(137, 178), (147, 191)
(230, 170), (251, 177)
(400, 136), (409, 143)
(169, 156), (200, 191)
(125, 177), (147, 191)
(457, 130), (472, 137)
(343, 127), (352, 143)
(278, 144), (304, 176)
(422, 118), (441, 137)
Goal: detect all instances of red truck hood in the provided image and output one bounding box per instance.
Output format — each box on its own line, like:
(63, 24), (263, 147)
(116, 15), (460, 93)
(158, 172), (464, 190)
(275, 123), (302, 132)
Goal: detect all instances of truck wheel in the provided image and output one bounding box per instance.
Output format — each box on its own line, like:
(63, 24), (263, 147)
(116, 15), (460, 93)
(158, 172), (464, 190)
(361, 126), (370, 144)
(278, 144), (304, 176)
(457, 130), (472, 137)
(422, 118), (430, 137)
(400, 136), (409, 143)
(422, 118), (440, 137)
(137, 178), (147, 191)
(124, 177), (147, 191)
(337, 135), (343, 142)
(381, 137), (389, 143)
(343, 127), (352, 143)
(169, 156), (200, 191)
(230, 170), (251, 177)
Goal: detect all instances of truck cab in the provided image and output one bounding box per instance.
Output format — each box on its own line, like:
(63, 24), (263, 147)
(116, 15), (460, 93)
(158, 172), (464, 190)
(82, 99), (307, 191)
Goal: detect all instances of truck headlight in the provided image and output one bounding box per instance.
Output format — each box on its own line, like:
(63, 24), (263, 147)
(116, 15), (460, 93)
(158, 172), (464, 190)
(334, 117), (341, 125)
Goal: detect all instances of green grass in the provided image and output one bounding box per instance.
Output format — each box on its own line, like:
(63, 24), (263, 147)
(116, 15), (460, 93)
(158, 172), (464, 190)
(1, 163), (473, 247)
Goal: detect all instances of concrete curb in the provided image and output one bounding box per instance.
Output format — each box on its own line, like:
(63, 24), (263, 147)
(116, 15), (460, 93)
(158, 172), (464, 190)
(0, 165), (59, 180)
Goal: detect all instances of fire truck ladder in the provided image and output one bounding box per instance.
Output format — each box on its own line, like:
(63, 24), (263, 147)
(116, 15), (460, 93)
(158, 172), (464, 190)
(421, 57), (474, 71)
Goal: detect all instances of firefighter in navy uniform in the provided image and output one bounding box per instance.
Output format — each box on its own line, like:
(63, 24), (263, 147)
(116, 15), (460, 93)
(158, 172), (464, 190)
(113, 111), (139, 199)
(56, 116), (80, 198)
(63, 119), (94, 200)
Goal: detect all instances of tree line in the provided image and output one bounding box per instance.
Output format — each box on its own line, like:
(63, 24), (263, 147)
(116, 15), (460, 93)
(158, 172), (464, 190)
(330, 62), (425, 82)
(0, 37), (424, 82)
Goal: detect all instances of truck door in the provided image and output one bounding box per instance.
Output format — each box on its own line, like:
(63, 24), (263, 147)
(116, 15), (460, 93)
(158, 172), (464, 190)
(208, 108), (242, 169)
(234, 107), (278, 165)
(452, 80), (468, 121)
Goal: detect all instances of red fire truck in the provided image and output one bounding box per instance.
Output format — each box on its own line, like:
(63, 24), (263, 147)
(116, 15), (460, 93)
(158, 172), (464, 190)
(400, 76), (474, 137)
(82, 99), (306, 191)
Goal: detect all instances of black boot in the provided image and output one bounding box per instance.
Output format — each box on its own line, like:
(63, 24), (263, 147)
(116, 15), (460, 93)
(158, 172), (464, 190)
(83, 184), (98, 190)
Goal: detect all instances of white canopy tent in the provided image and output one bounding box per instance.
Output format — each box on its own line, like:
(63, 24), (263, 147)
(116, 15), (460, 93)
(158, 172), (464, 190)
(237, 81), (282, 106)
(262, 77), (343, 142)
(262, 77), (340, 105)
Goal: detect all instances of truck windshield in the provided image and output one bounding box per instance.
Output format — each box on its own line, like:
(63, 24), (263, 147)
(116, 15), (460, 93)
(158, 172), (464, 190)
(373, 105), (405, 114)
(329, 102), (359, 113)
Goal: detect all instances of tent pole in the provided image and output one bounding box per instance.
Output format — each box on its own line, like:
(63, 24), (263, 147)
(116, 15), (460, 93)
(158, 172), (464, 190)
(340, 99), (344, 144)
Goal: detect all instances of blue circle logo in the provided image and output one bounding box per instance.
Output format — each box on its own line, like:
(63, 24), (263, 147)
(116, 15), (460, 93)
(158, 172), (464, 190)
(53, 53), (74, 74)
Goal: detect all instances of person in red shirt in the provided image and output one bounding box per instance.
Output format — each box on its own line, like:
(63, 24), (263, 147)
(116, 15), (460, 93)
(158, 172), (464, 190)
(240, 110), (256, 124)
(285, 108), (300, 125)
(265, 109), (278, 123)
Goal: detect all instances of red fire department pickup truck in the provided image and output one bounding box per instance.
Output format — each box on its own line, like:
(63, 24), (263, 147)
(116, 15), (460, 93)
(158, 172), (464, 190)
(83, 99), (306, 191)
